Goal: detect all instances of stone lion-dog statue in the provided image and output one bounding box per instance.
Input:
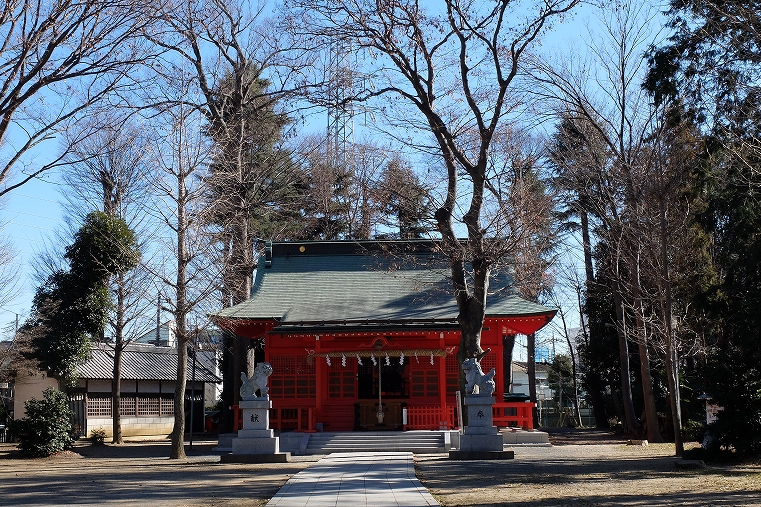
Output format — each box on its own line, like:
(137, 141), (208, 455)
(240, 362), (273, 399)
(462, 357), (496, 396)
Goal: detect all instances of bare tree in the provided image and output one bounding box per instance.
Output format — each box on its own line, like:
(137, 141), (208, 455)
(634, 112), (706, 455)
(0, 231), (25, 383)
(546, 280), (584, 428)
(537, 3), (696, 453)
(61, 120), (151, 219)
(57, 118), (155, 444)
(297, 135), (432, 240)
(547, 112), (618, 429)
(145, 0), (318, 430)
(483, 125), (558, 427)
(0, 0), (154, 196)
(289, 0), (579, 374)
(146, 100), (219, 459)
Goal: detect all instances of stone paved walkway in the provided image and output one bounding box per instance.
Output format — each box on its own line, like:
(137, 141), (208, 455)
(266, 452), (439, 507)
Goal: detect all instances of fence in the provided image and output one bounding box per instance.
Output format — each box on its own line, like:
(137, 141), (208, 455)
(405, 405), (456, 430)
(492, 402), (535, 429)
(86, 396), (175, 418)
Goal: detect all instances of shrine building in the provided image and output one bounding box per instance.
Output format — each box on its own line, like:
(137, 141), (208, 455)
(212, 240), (556, 432)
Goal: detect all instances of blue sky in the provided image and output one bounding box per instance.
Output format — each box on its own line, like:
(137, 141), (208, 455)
(2, 176), (62, 330)
(0, 0), (667, 349)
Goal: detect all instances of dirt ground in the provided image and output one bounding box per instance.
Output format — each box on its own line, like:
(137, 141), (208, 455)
(1, 430), (759, 507)
(0, 439), (318, 507)
(416, 429), (761, 507)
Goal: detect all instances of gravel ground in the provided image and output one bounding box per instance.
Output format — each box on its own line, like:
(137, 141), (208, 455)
(1, 430), (759, 507)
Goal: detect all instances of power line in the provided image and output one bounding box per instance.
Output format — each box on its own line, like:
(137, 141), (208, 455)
(12, 192), (58, 203)
(4, 219), (55, 232)
(6, 209), (59, 221)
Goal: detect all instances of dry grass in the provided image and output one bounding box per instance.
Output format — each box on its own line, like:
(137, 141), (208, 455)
(415, 439), (761, 507)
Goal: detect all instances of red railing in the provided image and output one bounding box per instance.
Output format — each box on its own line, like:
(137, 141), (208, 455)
(231, 405), (316, 432)
(492, 402), (535, 429)
(232, 402), (532, 431)
(405, 405), (456, 430)
(271, 407), (315, 432)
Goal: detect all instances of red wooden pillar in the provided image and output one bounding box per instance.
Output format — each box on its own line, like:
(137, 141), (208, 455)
(314, 335), (323, 423)
(438, 332), (447, 428)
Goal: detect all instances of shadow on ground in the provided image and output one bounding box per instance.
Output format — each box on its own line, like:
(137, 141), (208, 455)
(544, 426), (629, 446)
(0, 439), (317, 507)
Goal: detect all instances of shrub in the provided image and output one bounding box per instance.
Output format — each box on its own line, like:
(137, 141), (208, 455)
(9, 387), (75, 457)
(89, 427), (106, 445)
(683, 419), (706, 443)
(682, 444), (735, 463)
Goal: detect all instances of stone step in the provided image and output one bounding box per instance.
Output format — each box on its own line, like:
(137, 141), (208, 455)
(303, 431), (449, 455)
(307, 438), (444, 447)
(308, 435), (443, 443)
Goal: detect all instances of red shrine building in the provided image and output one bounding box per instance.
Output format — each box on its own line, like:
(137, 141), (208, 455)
(213, 240), (556, 432)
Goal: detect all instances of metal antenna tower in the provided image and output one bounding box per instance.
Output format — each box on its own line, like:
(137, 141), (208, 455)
(327, 38), (356, 167)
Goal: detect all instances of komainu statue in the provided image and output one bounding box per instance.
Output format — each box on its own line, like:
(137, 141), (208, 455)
(462, 357), (496, 396)
(240, 362), (273, 399)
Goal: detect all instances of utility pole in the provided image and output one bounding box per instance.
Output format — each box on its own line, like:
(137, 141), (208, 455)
(156, 294), (161, 345)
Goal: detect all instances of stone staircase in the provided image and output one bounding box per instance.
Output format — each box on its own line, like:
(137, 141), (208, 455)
(301, 431), (451, 455)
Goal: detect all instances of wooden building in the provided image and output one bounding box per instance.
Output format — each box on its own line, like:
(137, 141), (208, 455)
(74, 343), (220, 438)
(213, 240), (555, 432)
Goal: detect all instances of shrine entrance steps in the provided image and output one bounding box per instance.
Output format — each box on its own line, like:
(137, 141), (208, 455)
(281, 430), (453, 455)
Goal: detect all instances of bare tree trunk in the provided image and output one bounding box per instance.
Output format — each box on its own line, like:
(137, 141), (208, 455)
(170, 156), (189, 460)
(112, 273), (126, 444)
(631, 253), (664, 443)
(558, 309), (584, 427)
(612, 280), (640, 434)
(659, 195), (683, 455)
(171, 329), (188, 459)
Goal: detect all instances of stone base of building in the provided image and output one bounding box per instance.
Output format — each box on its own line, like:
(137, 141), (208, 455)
(449, 450), (515, 460)
(220, 452), (291, 463)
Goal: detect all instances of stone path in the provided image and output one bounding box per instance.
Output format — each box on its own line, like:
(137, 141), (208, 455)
(266, 452), (439, 507)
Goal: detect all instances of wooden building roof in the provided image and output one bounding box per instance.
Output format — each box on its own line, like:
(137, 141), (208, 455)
(76, 343), (221, 383)
(214, 240), (555, 334)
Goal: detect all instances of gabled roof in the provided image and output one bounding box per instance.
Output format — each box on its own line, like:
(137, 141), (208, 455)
(512, 361), (552, 374)
(214, 240), (555, 328)
(76, 343), (221, 383)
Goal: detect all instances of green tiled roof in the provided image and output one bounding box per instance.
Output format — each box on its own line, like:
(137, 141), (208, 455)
(214, 240), (554, 324)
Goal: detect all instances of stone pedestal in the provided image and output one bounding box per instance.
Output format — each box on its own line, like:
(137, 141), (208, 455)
(450, 394), (514, 460)
(222, 397), (290, 463)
